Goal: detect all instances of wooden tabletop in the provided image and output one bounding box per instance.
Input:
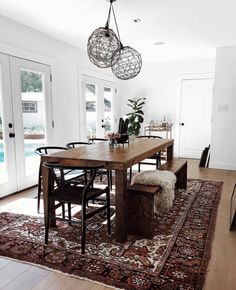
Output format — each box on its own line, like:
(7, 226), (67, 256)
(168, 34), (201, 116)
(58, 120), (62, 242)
(44, 138), (174, 170)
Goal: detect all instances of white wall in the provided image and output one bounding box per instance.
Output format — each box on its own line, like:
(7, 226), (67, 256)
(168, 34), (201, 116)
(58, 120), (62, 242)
(210, 46), (236, 170)
(118, 59), (215, 156)
(0, 15), (118, 145)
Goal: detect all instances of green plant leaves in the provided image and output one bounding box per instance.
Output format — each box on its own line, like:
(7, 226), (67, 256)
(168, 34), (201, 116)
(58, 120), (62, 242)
(126, 97), (146, 135)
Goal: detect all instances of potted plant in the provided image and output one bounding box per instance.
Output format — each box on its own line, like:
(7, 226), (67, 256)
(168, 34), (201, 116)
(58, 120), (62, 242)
(126, 97), (146, 135)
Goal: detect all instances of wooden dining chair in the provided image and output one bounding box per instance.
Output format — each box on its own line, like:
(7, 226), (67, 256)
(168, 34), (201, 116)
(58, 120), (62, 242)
(43, 162), (111, 254)
(136, 135), (163, 172)
(35, 146), (86, 213)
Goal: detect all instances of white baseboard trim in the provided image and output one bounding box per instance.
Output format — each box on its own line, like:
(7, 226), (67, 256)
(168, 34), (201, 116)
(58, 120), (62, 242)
(209, 162), (236, 171)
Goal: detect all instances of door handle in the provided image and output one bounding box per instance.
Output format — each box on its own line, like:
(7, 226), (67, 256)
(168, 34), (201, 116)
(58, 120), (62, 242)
(101, 125), (105, 128)
(9, 132), (15, 138)
(179, 123), (184, 126)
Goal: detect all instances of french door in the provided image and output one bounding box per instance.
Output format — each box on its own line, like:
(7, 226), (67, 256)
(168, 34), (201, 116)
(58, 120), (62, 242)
(81, 75), (115, 140)
(0, 53), (52, 197)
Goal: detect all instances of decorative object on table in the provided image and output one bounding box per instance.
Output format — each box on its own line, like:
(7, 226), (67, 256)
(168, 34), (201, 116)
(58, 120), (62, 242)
(117, 117), (129, 144)
(126, 97), (146, 135)
(0, 179), (222, 290)
(149, 120), (155, 126)
(87, 0), (142, 80)
(107, 132), (120, 148)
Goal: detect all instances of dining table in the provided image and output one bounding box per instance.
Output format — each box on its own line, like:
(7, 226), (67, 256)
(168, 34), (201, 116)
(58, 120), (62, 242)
(42, 137), (174, 243)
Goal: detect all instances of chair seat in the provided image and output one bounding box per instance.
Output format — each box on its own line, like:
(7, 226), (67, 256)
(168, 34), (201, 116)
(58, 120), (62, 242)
(50, 185), (108, 204)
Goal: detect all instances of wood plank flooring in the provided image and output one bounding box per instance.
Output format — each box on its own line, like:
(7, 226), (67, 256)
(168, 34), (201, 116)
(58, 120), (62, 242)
(0, 160), (236, 290)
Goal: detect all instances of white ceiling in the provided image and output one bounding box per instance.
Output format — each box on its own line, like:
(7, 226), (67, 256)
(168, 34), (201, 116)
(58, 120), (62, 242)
(0, 0), (235, 62)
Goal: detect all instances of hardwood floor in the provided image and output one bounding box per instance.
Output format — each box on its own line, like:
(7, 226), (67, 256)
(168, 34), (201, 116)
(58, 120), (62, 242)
(0, 159), (236, 290)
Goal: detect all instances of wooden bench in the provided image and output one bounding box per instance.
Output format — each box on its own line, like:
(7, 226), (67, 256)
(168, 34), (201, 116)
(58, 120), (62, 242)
(159, 158), (187, 189)
(127, 183), (162, 239)
(126, 159), (187, 239)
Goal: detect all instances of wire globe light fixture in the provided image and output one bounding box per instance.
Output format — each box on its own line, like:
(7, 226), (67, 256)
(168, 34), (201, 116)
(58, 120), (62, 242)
(87, 27), (120, 68)
(87, 0), (142, 80)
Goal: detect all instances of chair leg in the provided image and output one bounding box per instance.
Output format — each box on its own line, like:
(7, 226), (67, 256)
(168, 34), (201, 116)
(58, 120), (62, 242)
(129, 167), (132, 182)
(84, 171), (88, 185)
(45, 200), (50, 244)
(109, 170), (112, 189)
(37, 167), (42, 213)
(68, 203), (72, 226)
(106, 189), (111, 235)
(138, 163), (141, 172)
(81, 203), (86, 254)
(62, 204), (65, 219)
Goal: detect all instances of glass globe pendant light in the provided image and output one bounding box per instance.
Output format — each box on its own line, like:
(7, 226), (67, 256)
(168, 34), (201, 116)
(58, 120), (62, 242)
(87, 0), (142, 80)
(87, 0), (121, 68)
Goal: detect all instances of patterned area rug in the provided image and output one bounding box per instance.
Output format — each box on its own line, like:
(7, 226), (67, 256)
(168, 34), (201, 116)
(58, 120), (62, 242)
(0, 179), (222, 290)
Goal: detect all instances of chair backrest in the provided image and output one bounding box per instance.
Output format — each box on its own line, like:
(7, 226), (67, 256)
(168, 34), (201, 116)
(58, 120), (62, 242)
(35, 146), (68, 156)
(88, 138), (108, 143)
(66, 142), (91, 149)
(43, 162), (106, 198)
(136, 135), (163, 139)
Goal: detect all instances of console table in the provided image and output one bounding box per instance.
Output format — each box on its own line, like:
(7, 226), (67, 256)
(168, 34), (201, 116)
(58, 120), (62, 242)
(144, 124), (173, 139)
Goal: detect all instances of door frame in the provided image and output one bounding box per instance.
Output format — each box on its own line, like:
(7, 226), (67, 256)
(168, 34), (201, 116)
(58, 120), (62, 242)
(175, 73), (214, 158)
(78, 67), (118, 141)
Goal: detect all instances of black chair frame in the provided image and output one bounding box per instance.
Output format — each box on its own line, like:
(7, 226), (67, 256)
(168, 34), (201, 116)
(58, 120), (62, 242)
(44, 162), (111, 254)
(35, 146), (86, 213)
(136, 135), (162, 172)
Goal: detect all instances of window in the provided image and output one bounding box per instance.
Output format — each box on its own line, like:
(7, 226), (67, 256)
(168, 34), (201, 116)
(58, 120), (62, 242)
(22, 101), (38, 113)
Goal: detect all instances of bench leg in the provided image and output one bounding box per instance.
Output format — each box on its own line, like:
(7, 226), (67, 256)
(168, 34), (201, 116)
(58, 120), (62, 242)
(176, 163), (187, 189)
(127, 192), (154, 239)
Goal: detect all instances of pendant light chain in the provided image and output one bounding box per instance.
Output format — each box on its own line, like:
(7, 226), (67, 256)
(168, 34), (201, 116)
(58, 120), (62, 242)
(105, 3), (112, 29)
(111, 3), (123, 47)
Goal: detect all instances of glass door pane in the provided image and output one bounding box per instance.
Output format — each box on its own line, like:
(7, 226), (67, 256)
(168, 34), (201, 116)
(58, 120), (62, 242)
(0, 87), (6, 183)
(81, 75), (115, 140)
(85, 83), (97, 139)
(20, 69), (46, 176)
(103, 87), (113, 135)
(0, 76), (7, 184)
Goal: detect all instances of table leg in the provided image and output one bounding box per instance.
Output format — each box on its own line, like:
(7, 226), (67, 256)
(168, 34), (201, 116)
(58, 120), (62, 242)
(167, 144), (173, 160)
(115, 169), (128, 243)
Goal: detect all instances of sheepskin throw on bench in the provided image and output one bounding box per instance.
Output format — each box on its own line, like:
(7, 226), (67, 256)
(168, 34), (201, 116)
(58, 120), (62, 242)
(132, 170), (177, 215)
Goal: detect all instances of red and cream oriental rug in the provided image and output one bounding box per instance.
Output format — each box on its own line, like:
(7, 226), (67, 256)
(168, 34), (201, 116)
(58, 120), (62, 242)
(0, 179), (222, 290)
